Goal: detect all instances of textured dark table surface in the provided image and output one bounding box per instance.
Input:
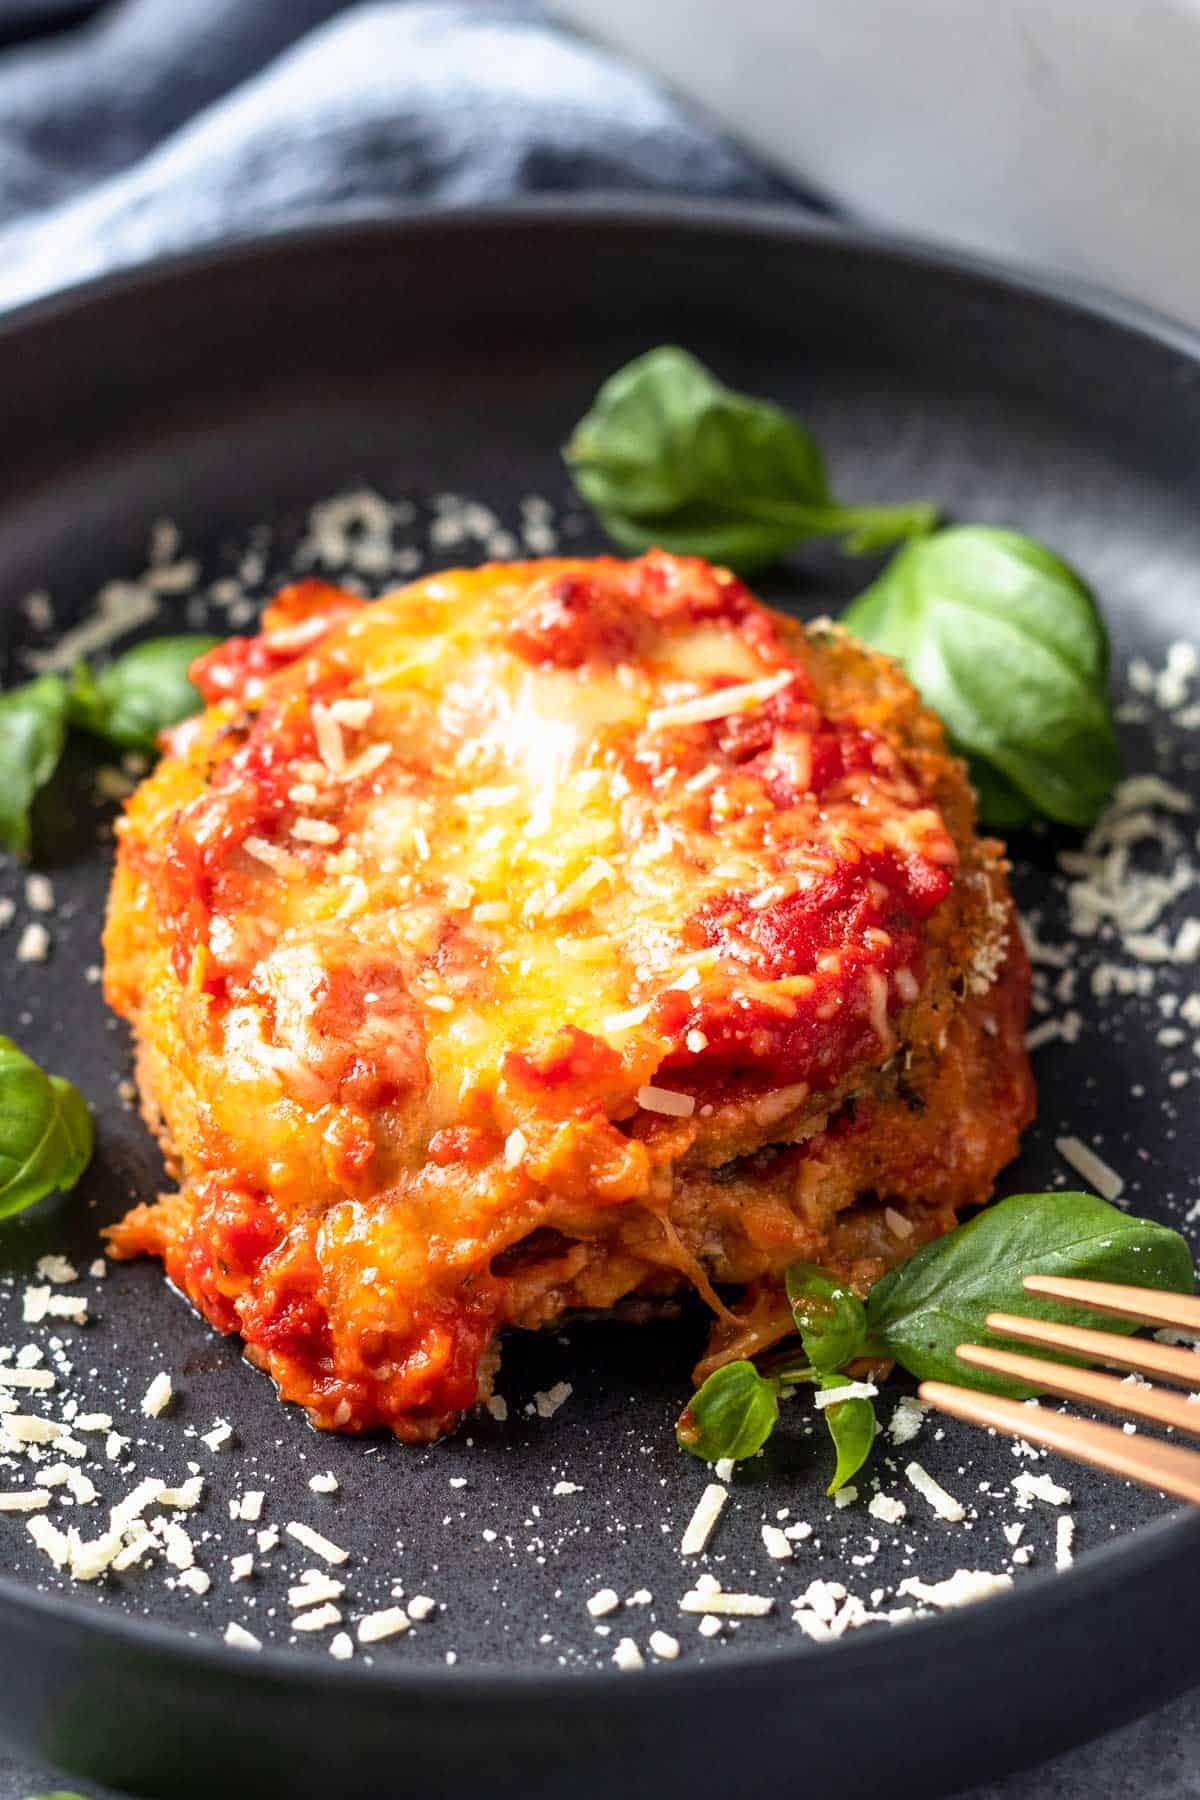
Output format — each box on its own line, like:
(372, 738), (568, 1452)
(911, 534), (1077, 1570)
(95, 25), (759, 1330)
(0, 2), (1197, 1796)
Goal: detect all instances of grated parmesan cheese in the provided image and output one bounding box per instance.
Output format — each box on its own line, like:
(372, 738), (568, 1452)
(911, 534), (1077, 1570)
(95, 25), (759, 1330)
(357, 1606), (411, 1644)
(680, 1483), (727, 1555)
(1054, 1137), (1124, 1202)
(285, 1521), (349, 1566)
(679, 1588), (773, 1617)
(647, 670), (791, 731)
(905, 1462), (966, 1522)
(141, 1372), (173, 1417)
(636, 1085), (696, 1119)
(897, 1569), (1013, 1609)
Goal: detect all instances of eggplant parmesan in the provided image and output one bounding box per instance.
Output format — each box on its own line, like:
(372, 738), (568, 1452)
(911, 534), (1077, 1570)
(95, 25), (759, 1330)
(104, 552), (1035, 1439)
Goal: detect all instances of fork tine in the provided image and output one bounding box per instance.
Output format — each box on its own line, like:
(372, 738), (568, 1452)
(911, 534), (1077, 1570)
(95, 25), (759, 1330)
(1022, 1276), (1200, 1333)
(918, 1381), (1200, 1505)
(956, 1343), (1200, 1437)
(985, 1312), (1200, 1388)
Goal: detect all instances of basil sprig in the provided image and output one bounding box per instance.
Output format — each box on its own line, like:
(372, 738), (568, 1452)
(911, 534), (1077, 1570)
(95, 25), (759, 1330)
(0, 634), (216, 856)
(65, 635), (216, 755)
(817, 1373), (877, 1496)
(677, 1359), (779, 1463)
(567, 352), (1121, 832)
(785, 1263), (869, 1373)
(677, 1193), (1193, 1489)
(0, 1037), (93, 1218)
(0, 678), (71, 859)
(865, 1189), (1191, 1395)
(844, 526), (1119, 828)
(564, 347), (936, 572)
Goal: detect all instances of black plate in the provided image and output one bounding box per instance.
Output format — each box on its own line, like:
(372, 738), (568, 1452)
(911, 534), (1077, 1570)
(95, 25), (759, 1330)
(0, 203), (1199, 1800)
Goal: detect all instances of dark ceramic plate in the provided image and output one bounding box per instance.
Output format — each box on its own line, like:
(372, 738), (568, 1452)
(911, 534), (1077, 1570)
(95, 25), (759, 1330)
(0, 204), (1198, 1800)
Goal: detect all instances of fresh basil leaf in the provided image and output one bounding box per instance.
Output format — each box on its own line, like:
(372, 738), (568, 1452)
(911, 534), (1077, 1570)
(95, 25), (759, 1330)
(0, 1037), (93, 1219)
(676, 1359), (779, 1463)
(0, 676), (70, 858)
(68, 635), (217, 755)
(866, 1191), (1194, 1398)
(818, 1373), (876, 1495)
(844, 526), (1119, 828)
(564, 347), (936, 573)
(785, 1262), (869, 1371)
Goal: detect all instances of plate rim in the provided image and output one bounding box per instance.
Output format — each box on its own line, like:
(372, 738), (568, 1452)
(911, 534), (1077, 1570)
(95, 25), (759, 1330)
(1, 196), (1198, 1704)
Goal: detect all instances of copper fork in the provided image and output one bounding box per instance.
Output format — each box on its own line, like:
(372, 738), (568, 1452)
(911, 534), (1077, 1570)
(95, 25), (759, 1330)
(919, 1277), (1200, 1504)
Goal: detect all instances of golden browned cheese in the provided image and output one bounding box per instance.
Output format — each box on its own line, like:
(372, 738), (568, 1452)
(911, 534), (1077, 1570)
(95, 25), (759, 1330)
(103, 552), (1034, 1438)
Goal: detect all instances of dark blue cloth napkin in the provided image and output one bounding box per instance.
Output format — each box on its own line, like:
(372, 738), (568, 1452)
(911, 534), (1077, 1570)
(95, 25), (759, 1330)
(0, 0), (809, 313)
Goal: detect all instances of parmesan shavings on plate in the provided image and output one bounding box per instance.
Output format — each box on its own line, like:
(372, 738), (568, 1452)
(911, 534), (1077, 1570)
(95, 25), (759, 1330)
(897, 1570), (1013, 1609)
(285, 1521), (349, 1566)
(679, 1587), (773, 1617)
(680, 1483), (727, 1556)
(905, 1462), (966, 1522)
(1054, 1136), (1125, 1202)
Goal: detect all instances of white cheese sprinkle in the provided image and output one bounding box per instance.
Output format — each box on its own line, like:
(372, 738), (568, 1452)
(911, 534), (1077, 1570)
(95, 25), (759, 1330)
(533, 1382), (572, 1419)
(648, 1631), (680, 1660)
(24, 874), (54, 912)
(141, 1372), (173, 1418)
(888, 1397), (928, 1446)
(503, 1129), (528, 1169)
(897, 1569), (1013, 1609)
(1054, 1136), (1125, 1202)
(586, 1587), (620, 1618)
(0, 1367), (55, 1390)
(357, 1606), (411, 1644)
(16, 922), (50, 963)
(243, 836), (304, 879)
(905, 1461), (966, 1522)
(813, 1380), (878, 1409)
(867, 1493), (907, 1525)
(680, 1483), (728, 1556)
(1056, 1515), (1076, 1569)
(647, 670), (792, 730)
(224, 1622), (262, 1652)
(26, 1513), (70, 1567)
(308, 1472), (339, 1495)
(285, 1521), (349, 1566)
(289, 1574), (345, 1608)
(635, 1084), (696, 1118)
(761, 1524), (794, 1560)
(291, 817), (340, 846)
(0, 1489), (50, 1512)
(679, 1589), (774, 1617)
(1013, 1471), (1072, 1509)
(35, 1254), (75, 1284)
(23, 1287), (87, 1325)
(612, 1637), (644, 1671)
(292, 1603), (342, 1633)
